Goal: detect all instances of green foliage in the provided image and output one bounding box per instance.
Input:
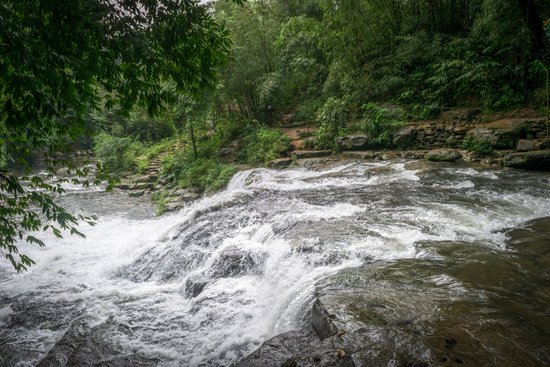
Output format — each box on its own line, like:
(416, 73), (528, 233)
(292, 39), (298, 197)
(315, 97), (349, 149)
(295, 99), (323, 123)
(243, 127), (291, 164)
(0, 0), (236, 270)
(462, 135), (495, 155)
(151, 191), (170, 216)
(360, 103), (405, 147)
(0, 168), (107, 271)
(178, 159), (237, 192)
(161, 150), (236, 192)
(93, 133), (143, 176)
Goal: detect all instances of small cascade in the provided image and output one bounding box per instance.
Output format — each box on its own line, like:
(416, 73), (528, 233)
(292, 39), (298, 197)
(0, 160), (549, 366)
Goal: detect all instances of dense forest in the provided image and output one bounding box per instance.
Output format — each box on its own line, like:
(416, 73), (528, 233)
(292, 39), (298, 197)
(93, 0), (550, 187)
(1, 0), (550, 269)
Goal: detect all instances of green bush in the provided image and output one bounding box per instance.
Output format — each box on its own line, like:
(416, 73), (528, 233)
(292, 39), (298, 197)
(178, 158), (237, 192)
(360, 103), (405, 147)
(93, 132), (143, 175)
(243, 127), (290, 164)
(294, 99), (323, 123)
(462, 135), (495, 156)
(314, 97), (349, 150)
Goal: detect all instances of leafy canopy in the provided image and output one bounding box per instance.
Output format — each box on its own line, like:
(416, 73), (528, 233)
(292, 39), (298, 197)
(0, 0), (236, 271)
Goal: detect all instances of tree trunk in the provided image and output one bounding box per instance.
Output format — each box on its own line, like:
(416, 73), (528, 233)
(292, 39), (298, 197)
(517, 0), (547, 54)
(189, 120), (198, 160)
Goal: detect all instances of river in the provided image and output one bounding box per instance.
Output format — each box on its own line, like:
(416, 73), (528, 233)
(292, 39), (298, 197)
(0, 160), (549, 366)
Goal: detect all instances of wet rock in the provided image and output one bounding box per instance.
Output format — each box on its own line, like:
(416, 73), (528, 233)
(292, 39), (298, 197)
(182, 191), (201, 200)
(424, 149), (462, 162)
(269, 157), (293, 169)
(235, 330), (320, 367)
(336, 135), (375, 151)
(292, 150), (332, 159)
(37, 318), (159, 367)
(184, 277), (208, 298)
(402, 150), (428, 160)
(235, 329), (356, 367)
(312, 299), (339, 340)
(209, 247), (265, 278)
(503, 150), (550, 171)
(516, 139), (536, 152)
(117, 183), (131, 190)
(393, 126), (417, 148)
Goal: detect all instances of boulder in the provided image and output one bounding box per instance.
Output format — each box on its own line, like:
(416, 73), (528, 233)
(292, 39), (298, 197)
(466, 119), (539, 149)
(336, 134), (374, 151)
(184, 276), (208, 298)
(209, 247), (265, 279)
(392, 126), (417, 148)
(503, 150), (550, 171)
(516, 139), (536, 152)
(466, 128), (503, 147)
(424, 149), (462, 162)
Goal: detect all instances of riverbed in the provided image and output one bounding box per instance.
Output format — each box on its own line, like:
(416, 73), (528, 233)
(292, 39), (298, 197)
(0, 160), (549, 366)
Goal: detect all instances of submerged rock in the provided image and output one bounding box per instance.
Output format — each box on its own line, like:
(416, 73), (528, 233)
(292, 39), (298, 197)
(209, 247), (265, 278)
(37, 318), (159, 367)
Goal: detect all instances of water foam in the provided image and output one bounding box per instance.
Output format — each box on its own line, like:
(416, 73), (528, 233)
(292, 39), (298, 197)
(1, 160), (549, 366)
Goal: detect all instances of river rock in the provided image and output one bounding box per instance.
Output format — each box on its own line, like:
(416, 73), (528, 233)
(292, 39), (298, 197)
(502, 150), (550, 170)
(392, 126), (417, 148)
(185, 276), (208, 298)
(209, 247), (265, 278)
(336, 135), (375, 151)
(424, 149), (462, 162)
(466, 119), (538, 149)
(37, 318), (159, 367)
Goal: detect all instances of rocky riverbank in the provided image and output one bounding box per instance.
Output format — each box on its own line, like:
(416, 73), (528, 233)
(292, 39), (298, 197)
(111, 109), (549, 215)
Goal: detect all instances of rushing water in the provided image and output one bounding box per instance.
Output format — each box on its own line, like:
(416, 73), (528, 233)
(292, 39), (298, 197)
(0, 160), (549, 366)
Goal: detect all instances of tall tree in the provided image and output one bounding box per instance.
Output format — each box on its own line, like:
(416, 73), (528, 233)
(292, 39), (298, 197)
(0, 0), (236, 270)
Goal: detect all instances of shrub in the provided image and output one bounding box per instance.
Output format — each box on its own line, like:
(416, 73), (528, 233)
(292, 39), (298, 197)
(93, 132), (143, 175)
(314, 97), (349, 150)
(360, 103), (405, 147)
(177, 158), (237, 192)
(462, 135), (495, 156)
(243, 127), (290, 164)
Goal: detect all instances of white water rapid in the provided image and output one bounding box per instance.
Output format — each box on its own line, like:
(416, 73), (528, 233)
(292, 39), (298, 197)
(0, 160), (549, 366)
